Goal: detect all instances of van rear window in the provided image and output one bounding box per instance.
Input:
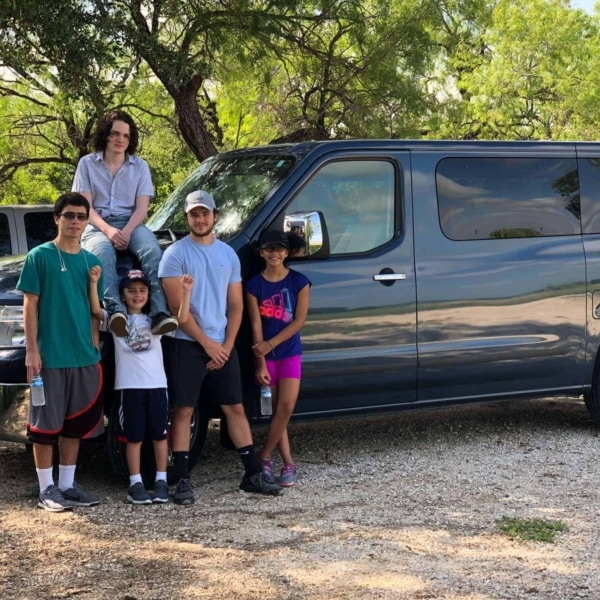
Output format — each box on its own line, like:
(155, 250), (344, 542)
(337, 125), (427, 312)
(436, 157), (580, 240)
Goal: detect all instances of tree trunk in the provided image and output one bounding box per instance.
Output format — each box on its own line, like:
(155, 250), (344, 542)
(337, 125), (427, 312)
(172, 76), (218, 162)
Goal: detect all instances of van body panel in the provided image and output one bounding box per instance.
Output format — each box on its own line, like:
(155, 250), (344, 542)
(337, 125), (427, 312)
(411, 148), (587, 400)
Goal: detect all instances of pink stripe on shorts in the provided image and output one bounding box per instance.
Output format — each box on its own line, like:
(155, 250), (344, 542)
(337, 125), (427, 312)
(265, 355), (301, 386)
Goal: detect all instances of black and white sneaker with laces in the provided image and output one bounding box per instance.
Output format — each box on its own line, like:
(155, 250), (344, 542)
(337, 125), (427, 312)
(174, 478), (195, 505)
(239, 472), (283, 495)
(151, 312), (178, 335)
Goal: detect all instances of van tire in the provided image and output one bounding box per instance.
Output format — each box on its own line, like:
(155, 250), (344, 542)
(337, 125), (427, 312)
(584, 357), (600, 426)
(106, 399), (209, 485)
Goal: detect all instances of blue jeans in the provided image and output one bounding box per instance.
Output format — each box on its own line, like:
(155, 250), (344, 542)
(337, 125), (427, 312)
(81, 217), (168, 317)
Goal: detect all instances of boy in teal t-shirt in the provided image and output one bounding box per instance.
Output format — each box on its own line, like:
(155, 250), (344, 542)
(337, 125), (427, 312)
(16, 192), (105, 513)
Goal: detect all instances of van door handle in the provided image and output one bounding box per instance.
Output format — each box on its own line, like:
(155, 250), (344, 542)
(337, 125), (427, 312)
(373, 269), (406, 286)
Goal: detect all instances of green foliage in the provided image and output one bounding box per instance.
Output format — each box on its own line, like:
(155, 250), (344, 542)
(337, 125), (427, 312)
(2, 0), (600, 204)
(496, 516), (567, 543)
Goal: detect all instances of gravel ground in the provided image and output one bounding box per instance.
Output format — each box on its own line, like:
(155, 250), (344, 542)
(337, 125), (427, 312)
(1, 396), (600, 599)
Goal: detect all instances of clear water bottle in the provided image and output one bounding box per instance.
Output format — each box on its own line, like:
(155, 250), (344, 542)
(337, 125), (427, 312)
(31, 374), (45, 407)
(260, 385), (272, 416)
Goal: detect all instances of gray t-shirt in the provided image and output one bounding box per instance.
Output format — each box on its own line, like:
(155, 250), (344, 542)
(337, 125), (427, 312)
(72, 152), (154, 218)
(158, 236), (242, 343)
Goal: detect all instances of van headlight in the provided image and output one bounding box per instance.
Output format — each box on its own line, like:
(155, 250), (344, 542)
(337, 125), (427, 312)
(0, 306), (25, 347)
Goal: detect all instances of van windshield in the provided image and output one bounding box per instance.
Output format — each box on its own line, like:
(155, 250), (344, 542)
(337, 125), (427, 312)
(147, 154), (296, 240)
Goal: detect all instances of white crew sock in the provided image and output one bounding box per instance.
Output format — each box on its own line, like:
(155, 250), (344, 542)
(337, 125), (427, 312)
(129, 474), (143, 486)
(36, 467), (54, 492)
(155, 471), (167, 483)
(58, 464), (76, 491)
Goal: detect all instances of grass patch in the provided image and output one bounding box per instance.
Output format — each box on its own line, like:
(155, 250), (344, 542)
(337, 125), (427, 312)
(496, 516), (567, 543)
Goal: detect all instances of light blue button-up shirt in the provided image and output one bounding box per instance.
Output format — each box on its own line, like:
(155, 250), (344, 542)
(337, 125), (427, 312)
(72, 152), (154, 218)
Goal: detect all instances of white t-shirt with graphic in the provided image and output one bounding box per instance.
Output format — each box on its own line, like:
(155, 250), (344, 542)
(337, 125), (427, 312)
(101, 310), (167, 390)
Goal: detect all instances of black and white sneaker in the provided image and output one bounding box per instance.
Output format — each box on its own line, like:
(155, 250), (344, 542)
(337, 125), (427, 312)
(151, 312), (178, 335)
(240, 472), (283, 496)
(173, 478), (195, 505)
(127, 482), (152, 505)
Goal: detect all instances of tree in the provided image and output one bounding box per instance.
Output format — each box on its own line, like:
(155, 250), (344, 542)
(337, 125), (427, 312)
(427, 0), (600, 140)
(216, 0), (435, 144)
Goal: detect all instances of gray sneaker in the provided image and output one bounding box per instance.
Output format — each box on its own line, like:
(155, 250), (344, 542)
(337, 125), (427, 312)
(152, 480), (169, 504)
(278, 464), (297, 487)
(38, 484), (73, 512)
(240, 472), (282, 495)
(259, 458), (276, 484)
(151, 313), (178, 335)
(127, 482), (152, 505)
(61, 482), (101, 507)
(174, 478), (195, 505)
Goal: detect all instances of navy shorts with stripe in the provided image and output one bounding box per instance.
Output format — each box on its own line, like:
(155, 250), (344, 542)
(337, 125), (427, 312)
(118, 388), (168, 443)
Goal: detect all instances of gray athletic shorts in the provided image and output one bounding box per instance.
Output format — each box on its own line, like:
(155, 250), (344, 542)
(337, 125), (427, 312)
(27, 363), (104, 445)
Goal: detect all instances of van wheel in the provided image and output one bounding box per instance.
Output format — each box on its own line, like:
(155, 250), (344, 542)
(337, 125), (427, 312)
(584, 357), (600, 426)
(106, 399), (210, 485)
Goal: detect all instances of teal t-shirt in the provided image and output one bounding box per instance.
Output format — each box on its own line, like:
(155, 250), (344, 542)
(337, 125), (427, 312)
(17, 241), (103, 368)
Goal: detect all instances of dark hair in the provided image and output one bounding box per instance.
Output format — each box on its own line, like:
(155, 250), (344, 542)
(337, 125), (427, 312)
(54, 192), (90, 217)
(93, 109), (139, 155)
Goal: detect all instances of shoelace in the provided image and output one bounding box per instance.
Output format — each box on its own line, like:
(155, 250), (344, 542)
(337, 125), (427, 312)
(45, 485), (65, 501)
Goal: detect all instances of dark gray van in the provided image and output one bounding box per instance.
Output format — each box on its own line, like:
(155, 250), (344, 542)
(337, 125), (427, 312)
(2, 140), (600, 478)
(148, 140), (600, 416)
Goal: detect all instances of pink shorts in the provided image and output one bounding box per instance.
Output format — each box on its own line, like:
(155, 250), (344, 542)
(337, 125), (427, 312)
(266, 355), (302, 386)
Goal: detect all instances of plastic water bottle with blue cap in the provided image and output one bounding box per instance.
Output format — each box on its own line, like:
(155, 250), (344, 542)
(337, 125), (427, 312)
(31, 374), (45, 406)
(260, 385), (272, 416)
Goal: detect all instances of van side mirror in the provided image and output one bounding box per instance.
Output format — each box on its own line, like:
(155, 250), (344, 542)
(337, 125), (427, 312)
(284, 211), (330, 260)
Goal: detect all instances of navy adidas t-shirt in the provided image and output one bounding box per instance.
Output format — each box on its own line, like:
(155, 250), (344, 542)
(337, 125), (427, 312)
(245, 269), (311, 360)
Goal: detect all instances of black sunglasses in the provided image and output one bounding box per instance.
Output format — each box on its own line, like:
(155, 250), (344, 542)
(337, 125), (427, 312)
(59, 212), (88, 222)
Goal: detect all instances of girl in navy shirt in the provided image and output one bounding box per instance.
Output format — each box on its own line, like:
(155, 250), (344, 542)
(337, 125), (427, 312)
(245, 230), (311, 487)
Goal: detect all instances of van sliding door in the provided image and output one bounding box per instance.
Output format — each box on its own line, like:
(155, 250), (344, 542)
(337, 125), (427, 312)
(414, 147), (586, 402)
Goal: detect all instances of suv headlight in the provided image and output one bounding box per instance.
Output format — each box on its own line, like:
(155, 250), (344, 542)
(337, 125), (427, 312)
(0, 306), (25, 347)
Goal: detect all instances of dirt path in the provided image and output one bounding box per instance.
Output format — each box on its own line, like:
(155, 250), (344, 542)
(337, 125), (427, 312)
(1, 397), (599, 599)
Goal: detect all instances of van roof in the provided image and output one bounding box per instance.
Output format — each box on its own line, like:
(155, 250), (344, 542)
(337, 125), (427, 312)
(218, 139), (600, 159)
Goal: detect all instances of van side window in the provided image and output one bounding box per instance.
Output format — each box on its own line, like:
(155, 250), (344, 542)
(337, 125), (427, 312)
(0, 214), (11, 257)
(437, 157), (581, 240)
(24, 211), (57, 251)
(578, 158), (600, 234)
(286, 160), (396, 254)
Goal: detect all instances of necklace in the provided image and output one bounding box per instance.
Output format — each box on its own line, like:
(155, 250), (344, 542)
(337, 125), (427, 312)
(53, 242), (89, 273)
